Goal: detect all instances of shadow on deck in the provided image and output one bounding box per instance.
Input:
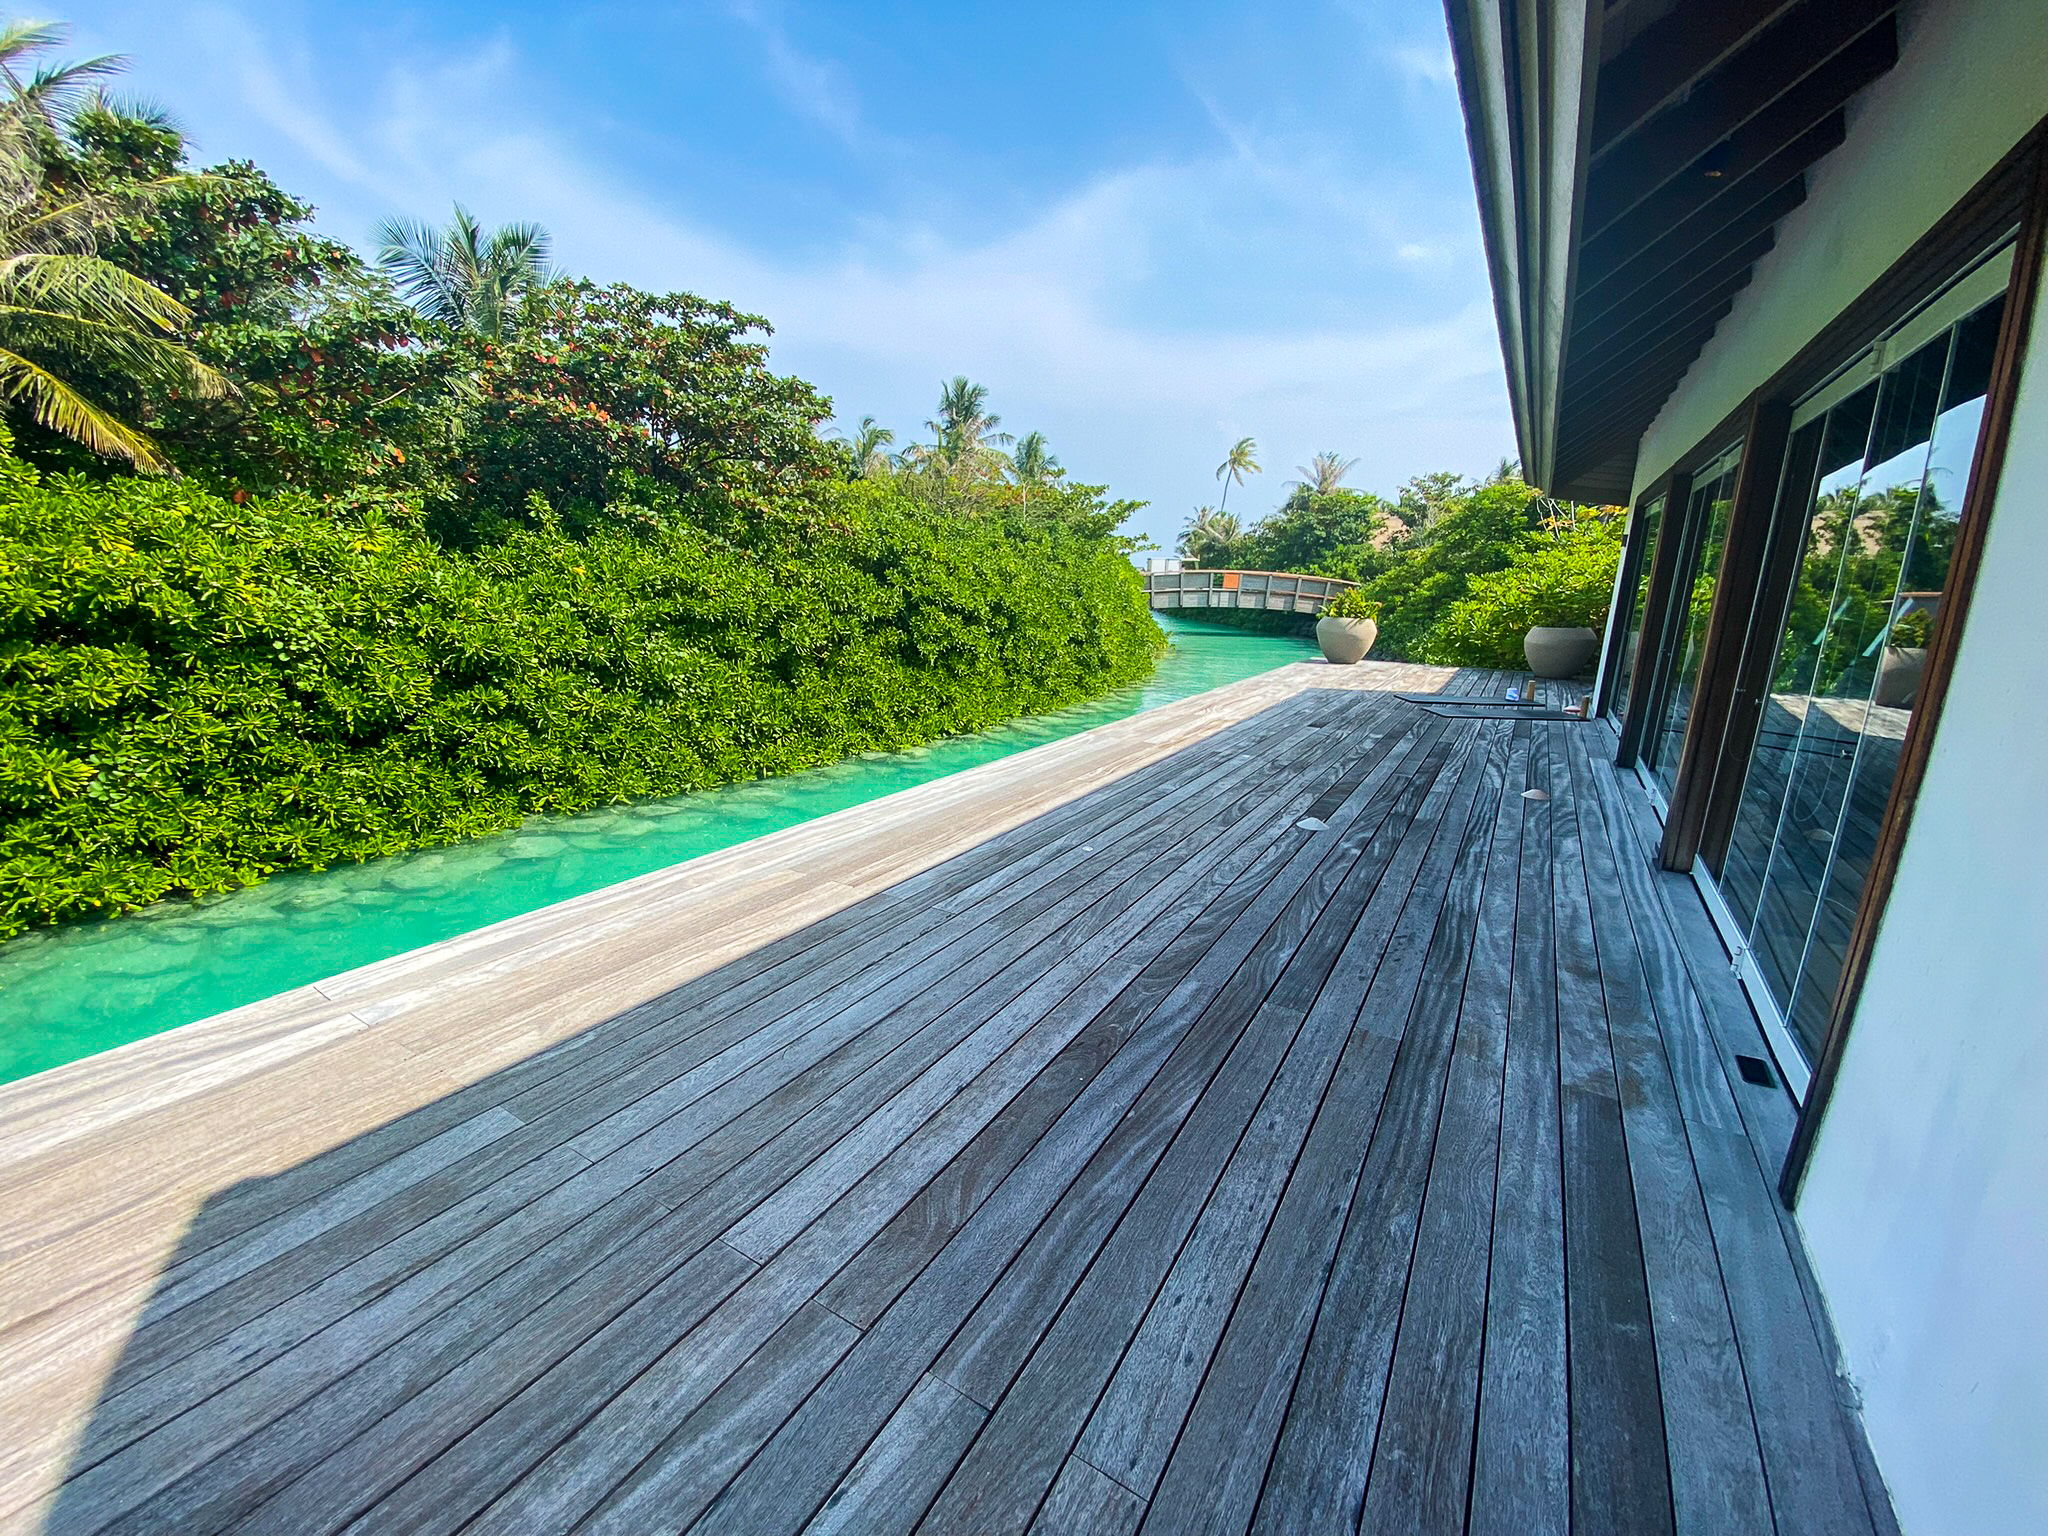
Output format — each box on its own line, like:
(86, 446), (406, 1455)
(29, 680), (1898, 1535)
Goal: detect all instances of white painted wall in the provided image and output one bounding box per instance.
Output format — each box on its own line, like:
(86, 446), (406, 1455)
(1797, 272), (2048, 1536)
(1627, 0), (2048, 503)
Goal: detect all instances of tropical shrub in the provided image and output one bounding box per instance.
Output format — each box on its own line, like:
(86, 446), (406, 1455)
(1198, 468), (1623, 665)
(437, 281), (837, 544)
(1420, 517), (1625, 666)
(50, 109), (462, 499)
(1318, 588), (1381, 621)
(0, 444), (1159, 934)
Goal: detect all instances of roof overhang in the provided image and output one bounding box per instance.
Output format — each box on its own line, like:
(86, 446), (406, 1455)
(1443, 0), (1901, 502)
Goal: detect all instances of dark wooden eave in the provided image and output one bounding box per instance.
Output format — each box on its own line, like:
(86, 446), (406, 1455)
(1445, 0), (1902, 502)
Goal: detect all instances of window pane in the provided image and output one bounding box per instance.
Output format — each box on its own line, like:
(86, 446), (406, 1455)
(1717, 417), (1823, 928)
(1610, 495), (1664, 723)
(1646, 462), (1737, 802)
(1749, 332), (1947, 1023)
(1720, 388), (1878, 935)
(1783, 296), (2005, 1059)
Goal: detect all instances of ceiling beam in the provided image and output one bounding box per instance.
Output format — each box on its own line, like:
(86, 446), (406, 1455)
(1580, 175), (1807, 325)
(1560, 304), (1736, 424)
(1566, 273), (1755, 381)
(1556, 320), (1738, 466)
(1559, 395), (1690, 491)
(1583, 7), (1895, 234)
(1571, 232), (1774, 357)
(1580, 110), (1844, 284)
(1555, 457), (1638, 506)
(1591, 0), (1797, 153)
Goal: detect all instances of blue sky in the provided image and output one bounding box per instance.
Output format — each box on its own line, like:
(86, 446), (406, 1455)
(65, 0), (1513, 552)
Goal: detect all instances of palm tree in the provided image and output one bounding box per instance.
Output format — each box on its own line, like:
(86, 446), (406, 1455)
(1010, 429), (1057, 511)
(1012, 430), (1054, 481)
(838, 414), (894, 477)
(912, 375), (1011, 478)
(1178, 506), (1245, 566)
(0, 23), (226, 471)
(1215, 435), (1260, 512)
(1294, 451), (1358, 495)
(375, 204), (554, 340)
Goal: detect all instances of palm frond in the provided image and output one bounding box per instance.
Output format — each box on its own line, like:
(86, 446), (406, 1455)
(374, 215), (463, 326)
(0, 345), (167, 469)
(71, 87), (184, 137)
(6, 173), (203, 257)
(0, 302), (229, 397)
(485, 221), (553, 278)
(0, 252), (195, 332)
(375, 203), (555, 337)
(0, 19), (66, 65)
(0, 26), (218, 468)
(5, 50), (127, 140)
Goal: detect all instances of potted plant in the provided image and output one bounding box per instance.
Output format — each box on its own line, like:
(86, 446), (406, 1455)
(1523, 621), (1600, 679)
(1316, 589), (1381, 664)
(1875, 608), (1932, 708)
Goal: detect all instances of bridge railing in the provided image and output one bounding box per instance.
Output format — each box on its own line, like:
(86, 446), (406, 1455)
(1143, 568), (1358, 614)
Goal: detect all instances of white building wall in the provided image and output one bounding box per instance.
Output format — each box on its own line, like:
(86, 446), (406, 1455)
(1796, 273), (2048, 1536)
(1600, 5), (2048, 1532)
(1627, 0), (2048, 503)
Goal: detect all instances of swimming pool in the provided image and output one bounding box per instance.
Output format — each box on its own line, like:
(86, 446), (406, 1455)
(0, 616), (1312, 1083)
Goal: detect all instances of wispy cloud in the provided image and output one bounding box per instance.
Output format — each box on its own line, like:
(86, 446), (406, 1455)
(195, 3), (372, 184)
(723, 0), (874, 153)
(1391, 42), (1457, 87)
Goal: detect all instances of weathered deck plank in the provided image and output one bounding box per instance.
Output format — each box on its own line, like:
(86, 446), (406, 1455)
(2, 669), (1898, 1536)
(1469, 720), (1567, 1536)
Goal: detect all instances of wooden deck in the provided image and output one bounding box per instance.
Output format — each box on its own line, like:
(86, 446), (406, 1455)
(0, 667), (1899, 1534)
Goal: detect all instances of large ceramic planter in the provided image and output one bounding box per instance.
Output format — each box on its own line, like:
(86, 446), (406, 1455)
(1874, 645), (1927, 708)
(1316, 617), (1378, 665)
(1524, 625), (1599, 679)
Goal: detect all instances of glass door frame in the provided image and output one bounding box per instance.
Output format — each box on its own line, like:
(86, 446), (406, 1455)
(1628, 441), (1743, 816)
(1594, 487), (1665, 721)
(1689, 248), (2017, 1104)
(1693, 853), (1812, 1099)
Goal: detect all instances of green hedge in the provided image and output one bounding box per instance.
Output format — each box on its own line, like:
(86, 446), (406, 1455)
(0, 452), (1160, 934)
(1417, 520), (1622, 667)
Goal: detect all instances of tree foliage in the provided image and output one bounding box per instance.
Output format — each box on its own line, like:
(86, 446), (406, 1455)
(1176, 506), (1246, 566)
(1214, 435), (1259, 512)
(439, 280), (837, 544)
(1426, 515), (1625, 666)
(1240, 485), (1392, 573)
(0, 25), (227, 470)
(56, 113), (458, 497)
(375, 203), (552, 340)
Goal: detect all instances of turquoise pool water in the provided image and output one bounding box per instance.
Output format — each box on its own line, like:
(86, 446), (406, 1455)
(0, 616), (1314, 1084)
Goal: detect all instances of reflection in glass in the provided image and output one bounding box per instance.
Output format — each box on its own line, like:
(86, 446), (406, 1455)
(1712, 293), (2005, 1066)
(1643, 460), (1739, 804)
(1782, 299), (2003, 1056)
(1610, 495), (1664, 724)
(1717, 414), (1832, 933)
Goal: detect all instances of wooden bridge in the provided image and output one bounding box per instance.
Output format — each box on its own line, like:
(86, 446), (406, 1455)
(1145, 568), (1355, 614)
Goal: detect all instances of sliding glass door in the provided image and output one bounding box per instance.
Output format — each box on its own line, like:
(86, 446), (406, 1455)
(1634, 446), (1742, 807)
(1606, 493), (1664, 722)
(1707, 253), (2011, 1078)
